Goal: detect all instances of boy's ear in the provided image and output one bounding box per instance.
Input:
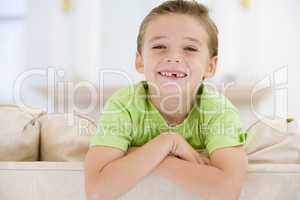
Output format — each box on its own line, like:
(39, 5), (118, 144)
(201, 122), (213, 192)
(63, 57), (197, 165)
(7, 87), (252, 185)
(135, 51), (144, 74)
(203, 56), (218, 80)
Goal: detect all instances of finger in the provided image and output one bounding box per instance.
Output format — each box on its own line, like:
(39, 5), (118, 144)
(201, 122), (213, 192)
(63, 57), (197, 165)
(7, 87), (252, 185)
(195, 151), (211, 165)
(183, 151), (199, 164)
(200, 156), (211, 165)
(185, 154), (199, 164)
(193, 153), (204, 165)
(195, 153), (210, 165)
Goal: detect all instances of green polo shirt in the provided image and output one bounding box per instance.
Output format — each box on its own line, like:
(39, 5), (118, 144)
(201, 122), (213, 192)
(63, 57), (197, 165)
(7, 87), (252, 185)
(90, 81), (247, 156)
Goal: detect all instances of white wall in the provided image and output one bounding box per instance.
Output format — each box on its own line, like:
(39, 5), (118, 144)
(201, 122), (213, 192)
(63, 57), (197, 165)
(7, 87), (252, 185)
(284, 0), (300, 121)
(0, 0), (26, 103)
(97, 0), (144, 86)
(26, 0), (100, 81)
(212, 0), (300, 121)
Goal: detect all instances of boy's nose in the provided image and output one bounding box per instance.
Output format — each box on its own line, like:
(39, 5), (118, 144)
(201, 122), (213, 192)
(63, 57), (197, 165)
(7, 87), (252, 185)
(165, 52), (182, 63)
(167, 59), (180, 63)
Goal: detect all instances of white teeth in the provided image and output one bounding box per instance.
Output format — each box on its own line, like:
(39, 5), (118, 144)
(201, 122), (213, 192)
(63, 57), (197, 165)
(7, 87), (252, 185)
(159, 71), (186, 78)
(176, 73), (184, 78)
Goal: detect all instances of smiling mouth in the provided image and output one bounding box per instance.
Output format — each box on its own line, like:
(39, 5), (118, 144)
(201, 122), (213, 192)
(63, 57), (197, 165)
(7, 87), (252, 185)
(158, 71), (188, 79)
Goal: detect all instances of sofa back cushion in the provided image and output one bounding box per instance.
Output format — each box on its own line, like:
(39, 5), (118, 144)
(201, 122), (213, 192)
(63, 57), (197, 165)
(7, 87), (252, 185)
(39, 113), (96, 161)
(0, 105), (40, 161)
(245, 118), (300, 164)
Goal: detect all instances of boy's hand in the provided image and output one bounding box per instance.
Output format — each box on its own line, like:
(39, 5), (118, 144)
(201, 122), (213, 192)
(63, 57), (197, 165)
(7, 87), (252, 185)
(126, 134), (211, 165)
(166, 132), (209, 165)
(195, 151), (211, 165)
(127, 146), (210, 165)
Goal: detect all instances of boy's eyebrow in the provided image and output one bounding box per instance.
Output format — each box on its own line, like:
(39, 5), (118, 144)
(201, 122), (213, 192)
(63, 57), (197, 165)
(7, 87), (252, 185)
(148, 36), (168, 43)
(183, 37), (202, 46)
(148, 36), (202, 46)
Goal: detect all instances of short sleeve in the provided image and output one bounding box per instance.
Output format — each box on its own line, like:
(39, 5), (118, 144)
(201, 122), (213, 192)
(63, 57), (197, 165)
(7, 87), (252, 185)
(205, 109), (247, 156)
(89, 98), (133, 152)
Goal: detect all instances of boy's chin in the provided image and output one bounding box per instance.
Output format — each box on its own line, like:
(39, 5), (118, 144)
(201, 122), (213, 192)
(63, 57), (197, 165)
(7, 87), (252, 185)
(158, 83), (189, 95)
(146, 79), (193, 95)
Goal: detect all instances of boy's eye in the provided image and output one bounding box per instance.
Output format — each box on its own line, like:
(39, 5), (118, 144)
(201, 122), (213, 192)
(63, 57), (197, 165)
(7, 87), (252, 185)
(184, 47), (198, 52)
(152, 45), (166, 49)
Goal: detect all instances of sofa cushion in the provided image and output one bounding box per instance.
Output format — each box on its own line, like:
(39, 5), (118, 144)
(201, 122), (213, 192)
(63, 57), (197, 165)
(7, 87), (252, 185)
(0, 105), (41, 161)
(39, 113), (96, 161)
(245, 117), (300, 164)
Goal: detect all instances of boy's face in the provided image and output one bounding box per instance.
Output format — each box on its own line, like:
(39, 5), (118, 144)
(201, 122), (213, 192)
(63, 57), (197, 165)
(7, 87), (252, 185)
(136, 14), (217, 97)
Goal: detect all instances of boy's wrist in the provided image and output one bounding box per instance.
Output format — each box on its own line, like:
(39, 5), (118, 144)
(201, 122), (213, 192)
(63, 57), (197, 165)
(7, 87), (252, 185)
(127, 134), (175, 157)
(158, 132), (178, 154)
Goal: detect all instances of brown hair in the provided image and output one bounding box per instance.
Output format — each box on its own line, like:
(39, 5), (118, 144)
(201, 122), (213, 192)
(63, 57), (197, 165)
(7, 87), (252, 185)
(137, 0), (218, 57)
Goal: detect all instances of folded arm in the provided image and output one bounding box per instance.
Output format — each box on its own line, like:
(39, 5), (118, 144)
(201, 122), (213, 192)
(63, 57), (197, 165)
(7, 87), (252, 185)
(154, 146), (248, 200)
(84, 134), (173, 200)
(84, 133), (203, 200)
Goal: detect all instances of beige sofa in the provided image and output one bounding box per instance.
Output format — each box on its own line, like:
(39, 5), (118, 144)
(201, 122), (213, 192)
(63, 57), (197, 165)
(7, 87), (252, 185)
(0, 105), (300, 200)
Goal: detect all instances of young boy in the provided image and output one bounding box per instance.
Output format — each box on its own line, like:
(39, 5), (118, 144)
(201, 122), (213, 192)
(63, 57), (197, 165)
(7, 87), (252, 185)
(85, 0), (248, 199)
